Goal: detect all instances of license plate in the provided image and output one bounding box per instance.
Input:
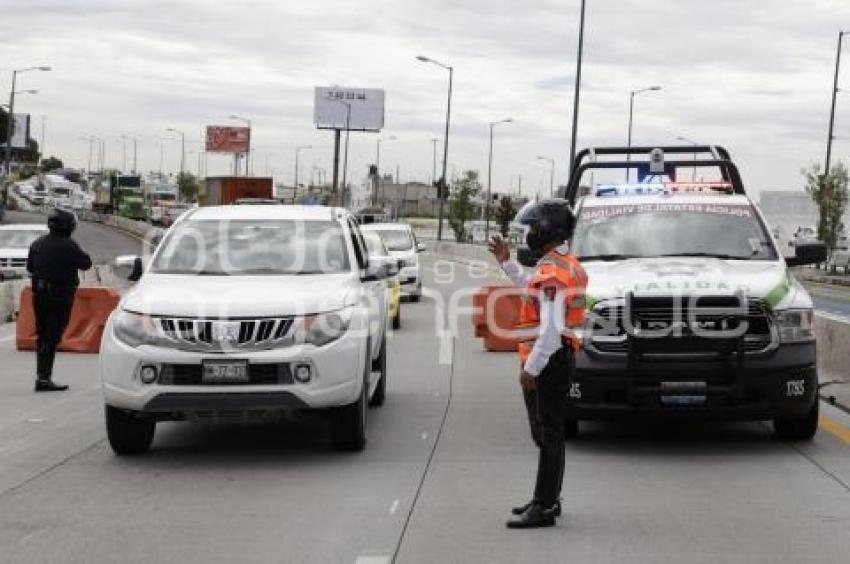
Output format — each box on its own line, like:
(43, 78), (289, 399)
(660, 381), (707, 406)
(202, 360), (249, 383)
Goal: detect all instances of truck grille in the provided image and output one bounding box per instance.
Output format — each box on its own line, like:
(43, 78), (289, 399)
(155, 317), (294, 352)
(589, 297), (775, 355)
(158, 363), (293, 386)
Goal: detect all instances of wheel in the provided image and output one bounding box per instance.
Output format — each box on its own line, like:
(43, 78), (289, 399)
(392, 306), (401, 330)
(774, 401), (819, 441)
(330, 346), (369, 451)
(105, 405), (155, 455)
(369, 335), (387, 407)
(563, 418), (579, 440)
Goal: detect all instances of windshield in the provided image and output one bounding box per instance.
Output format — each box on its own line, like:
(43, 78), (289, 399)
(573, 202), (778, 261)
(0, 230), (43, 249)
(151, 220), (351, 275)
(376, 229), (413, 251)
(362, 230), (388, 257)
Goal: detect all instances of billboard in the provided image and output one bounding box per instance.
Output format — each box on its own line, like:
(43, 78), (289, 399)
(314, 87), (385, 132)
(205, 126), (251, 153)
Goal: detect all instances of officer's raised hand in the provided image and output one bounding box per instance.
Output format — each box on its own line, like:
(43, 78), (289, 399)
(488, 235), (510, 263)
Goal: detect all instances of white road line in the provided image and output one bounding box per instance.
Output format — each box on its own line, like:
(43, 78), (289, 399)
(389, 498), (400, 515)
(354, 556), (391, 564)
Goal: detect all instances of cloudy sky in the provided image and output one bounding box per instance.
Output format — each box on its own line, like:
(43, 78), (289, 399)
(2, 0), (850, 198)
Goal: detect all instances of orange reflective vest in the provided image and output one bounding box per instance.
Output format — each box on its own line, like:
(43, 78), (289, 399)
(517, 247), (588, 362)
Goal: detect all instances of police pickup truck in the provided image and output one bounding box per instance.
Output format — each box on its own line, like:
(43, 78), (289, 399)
(554, 146), (826, 440)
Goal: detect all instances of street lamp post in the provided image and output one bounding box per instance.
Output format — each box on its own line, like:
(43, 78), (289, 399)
(568, 0), (587, 177)
(626, 85), (662, 181)
(675, 136), (700, 181)
(537, 156), (556, 198)
(39, 115), (46, 163)
(229, 114), (252, 176)
(3, 66), (50, 190)
(376, 135), (397, 177)
(165, 128), (186, 176)
(416, 55), (453, 241)
(294, 145), (312, 192)
(117, 136), (127, 172)
(430, 138), (439, 185)
(826, 31), (848, 175)
(485, 117), (513, 242)
(121, 135), (138, 173)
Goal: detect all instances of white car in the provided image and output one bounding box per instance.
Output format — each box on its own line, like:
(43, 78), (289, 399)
(362, 223), (425, 301)
(100, 205), (393, 454)
(0, 224), (48, 280)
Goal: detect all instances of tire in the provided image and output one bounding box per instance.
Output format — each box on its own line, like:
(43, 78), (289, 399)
(105, 405), (155, 455)
(330, 347), (369, 451)
(563, 418), (579, 440)
(370, 335), (387, 407)
(774, 401), (819, 441)
(392, 306), (401, 330)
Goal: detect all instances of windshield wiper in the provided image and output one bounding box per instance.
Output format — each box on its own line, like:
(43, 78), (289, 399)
(578, 254), (640, 262)
(657, 252), (754, 260)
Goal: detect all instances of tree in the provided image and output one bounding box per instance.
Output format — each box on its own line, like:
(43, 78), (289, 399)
(494, 195), (516, 238)
(803, 162), (849, 254)
(176, 171), (199, 202)
(41, 156), (63, 172)
(448, 170), (481, 242)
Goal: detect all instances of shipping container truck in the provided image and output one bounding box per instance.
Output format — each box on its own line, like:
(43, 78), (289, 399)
(199, 176), (273, 206)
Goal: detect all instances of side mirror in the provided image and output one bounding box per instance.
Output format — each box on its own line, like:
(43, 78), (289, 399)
(361, 259), (389, 282)
(115, 255), (143, 282)
(416, 242), (427, 253)
(787, 242), (827, 267)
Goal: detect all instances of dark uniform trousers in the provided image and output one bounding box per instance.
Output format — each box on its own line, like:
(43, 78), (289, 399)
(33, 280), (77, 380)
(522, 346), (574, 509)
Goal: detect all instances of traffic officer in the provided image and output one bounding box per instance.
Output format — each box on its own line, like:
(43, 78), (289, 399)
(489, 199), (587, 529)
(26, 208), (92, 392)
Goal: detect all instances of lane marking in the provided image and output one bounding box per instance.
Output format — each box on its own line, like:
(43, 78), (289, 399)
(820, 415), (850, 445)
(389, 499), (400, 515)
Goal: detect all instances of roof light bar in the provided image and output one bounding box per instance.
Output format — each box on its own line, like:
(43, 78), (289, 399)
(594, 182), (734, 197)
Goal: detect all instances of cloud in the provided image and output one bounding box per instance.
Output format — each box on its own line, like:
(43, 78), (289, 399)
(1, 0), (849, 197)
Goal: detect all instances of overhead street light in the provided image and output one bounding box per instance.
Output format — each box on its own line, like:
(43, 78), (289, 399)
(165, 128), (186, 175)
(416, 54), (453, 241)
(826, 31), (849, 174)
(3, 65), (51, 192)
(626, 85), (662, 181)
(537, 156), (556, 198)
(228, 114), (251, 175)
(376, 135), (397, 177)
(294, 145), (312, 191)
(485, 118), (513, 242)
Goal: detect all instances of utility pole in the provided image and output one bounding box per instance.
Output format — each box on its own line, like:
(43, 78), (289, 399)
(430, 138), (439, 185)
(39, 115), (46, 162)
(826, 31), (847, 175)
(485, 118), (513, 242)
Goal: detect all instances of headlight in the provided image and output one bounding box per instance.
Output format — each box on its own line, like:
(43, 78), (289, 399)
(774, 309), (815, 343)
(113, 309), (158, 348)
(293, 308), (353, 347)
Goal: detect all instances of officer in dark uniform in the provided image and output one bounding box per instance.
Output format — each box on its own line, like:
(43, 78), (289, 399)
(27, 209), (92, 392)
(490, 200), (587, 528)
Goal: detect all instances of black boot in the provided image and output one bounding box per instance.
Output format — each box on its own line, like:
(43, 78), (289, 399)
(512, 498), (561, 516)
(35, 378), (68, 392)
(506, 503), (557, 529)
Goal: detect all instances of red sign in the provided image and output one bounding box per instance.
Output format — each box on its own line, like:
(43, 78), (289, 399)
(205, 126), (251, 153)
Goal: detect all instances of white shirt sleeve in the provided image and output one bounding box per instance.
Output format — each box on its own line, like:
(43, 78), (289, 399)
(500, 259), (530, 288)
(523, 286), (566, 377)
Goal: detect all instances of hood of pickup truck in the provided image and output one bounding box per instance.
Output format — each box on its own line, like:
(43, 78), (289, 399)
(583, 257), (802, 309)
(121, 272), (359, 318)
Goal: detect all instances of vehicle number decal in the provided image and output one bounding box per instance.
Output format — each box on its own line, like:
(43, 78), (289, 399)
(785, 379), (805, 398)
(569, 382), (582, 399)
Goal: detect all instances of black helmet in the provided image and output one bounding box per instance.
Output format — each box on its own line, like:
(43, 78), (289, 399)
(515, 198), (576, 252)
(47, 208), (77, 236)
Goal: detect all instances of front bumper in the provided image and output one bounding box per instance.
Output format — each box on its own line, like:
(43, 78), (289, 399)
(99, 322), (366, 416)
(567, 341), (818, 421)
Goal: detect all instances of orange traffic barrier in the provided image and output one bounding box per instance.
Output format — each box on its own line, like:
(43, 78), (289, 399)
(16, 286), (120, 353)
(472, 285), (524, 352)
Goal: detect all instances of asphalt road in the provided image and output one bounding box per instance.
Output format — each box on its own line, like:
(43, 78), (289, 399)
(0, 256), (849, 563)
(1, 210), (143, 265)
